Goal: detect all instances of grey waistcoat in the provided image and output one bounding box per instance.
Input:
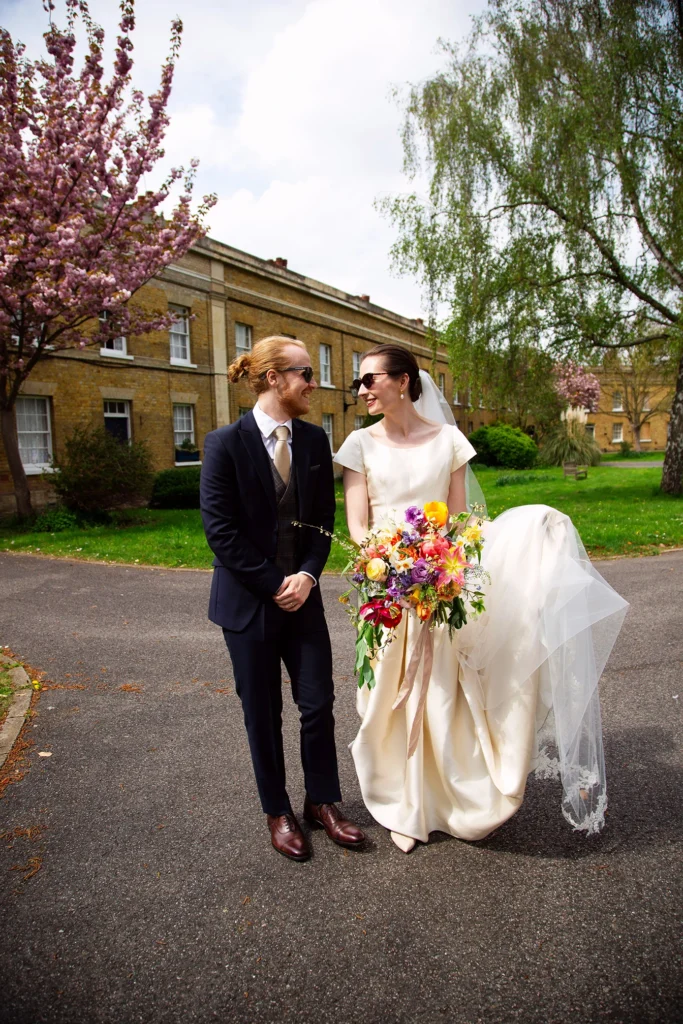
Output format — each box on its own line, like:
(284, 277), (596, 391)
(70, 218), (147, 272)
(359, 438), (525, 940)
(269, 459), (300, 576)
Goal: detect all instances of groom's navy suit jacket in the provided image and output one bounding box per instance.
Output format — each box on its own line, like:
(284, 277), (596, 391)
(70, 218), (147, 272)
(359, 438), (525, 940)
(200, 411), (336, 632)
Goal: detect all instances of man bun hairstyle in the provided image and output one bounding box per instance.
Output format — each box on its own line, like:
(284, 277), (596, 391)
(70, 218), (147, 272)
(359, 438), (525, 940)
(227, 335), (308, 395)
(363, 344), (423, 402)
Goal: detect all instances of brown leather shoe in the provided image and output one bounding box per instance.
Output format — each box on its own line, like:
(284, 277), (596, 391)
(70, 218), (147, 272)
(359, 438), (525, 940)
(266, 813), (311, 861)
(303, 796), (366, 847)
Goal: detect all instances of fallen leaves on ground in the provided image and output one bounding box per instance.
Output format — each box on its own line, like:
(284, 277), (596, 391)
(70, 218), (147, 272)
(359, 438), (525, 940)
(119, 683), (142, 693)
(11, 855), (43, 880)
(0, 824), (47, 848)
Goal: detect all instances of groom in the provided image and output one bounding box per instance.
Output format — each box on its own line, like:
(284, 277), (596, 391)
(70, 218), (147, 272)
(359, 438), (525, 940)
(200, 335), (365, 861)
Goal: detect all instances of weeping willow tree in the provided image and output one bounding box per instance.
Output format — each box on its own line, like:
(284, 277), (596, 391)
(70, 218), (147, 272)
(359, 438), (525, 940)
(383, 0), (683, 493)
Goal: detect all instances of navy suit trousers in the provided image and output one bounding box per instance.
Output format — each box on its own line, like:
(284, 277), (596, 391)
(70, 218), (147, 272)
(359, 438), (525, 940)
(223, 597), (342, 816)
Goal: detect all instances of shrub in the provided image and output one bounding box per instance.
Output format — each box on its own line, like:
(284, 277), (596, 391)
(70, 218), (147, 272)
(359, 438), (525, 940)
(539, 419), (602, 467)
(619, 440), (634, 457)
(150, 466), (201, 509)
(32, 507), (80, 532)
(469, 424), (538, 469)
(50, 427), (154, 512)
(493, 472), (546, 488)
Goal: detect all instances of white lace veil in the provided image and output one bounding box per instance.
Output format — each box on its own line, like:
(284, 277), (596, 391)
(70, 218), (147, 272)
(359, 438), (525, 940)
(413, 369), (487, 514)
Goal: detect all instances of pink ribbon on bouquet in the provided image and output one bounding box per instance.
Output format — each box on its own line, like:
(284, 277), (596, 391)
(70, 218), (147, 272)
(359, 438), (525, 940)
(391, 618), (434, 759)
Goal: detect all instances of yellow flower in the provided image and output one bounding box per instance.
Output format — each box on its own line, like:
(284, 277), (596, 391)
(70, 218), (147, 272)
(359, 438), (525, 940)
(338, 594), (350, 605)
(423, 501), (449, 528)
(463, 524), (483, 545)
(366, 557), (388, 582)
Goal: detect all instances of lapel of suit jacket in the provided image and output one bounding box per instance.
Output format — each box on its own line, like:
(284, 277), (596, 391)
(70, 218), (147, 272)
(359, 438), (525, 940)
(239, 411), (277, 517)
(291, 418), (311, 519)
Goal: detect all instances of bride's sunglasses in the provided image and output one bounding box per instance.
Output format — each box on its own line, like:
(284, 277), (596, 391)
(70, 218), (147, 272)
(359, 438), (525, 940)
(350, 372), (390, 398)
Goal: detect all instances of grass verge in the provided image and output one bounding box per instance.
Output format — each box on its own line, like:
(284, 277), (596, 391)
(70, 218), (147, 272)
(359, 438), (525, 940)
(0, 466), (680, 571)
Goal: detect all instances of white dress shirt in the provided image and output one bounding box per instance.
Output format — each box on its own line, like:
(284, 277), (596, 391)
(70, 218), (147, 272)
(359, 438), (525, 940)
(252, 403), (315, 586)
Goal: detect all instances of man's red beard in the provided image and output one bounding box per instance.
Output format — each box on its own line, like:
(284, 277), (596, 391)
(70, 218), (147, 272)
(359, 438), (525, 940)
(278, 380), (311, 418)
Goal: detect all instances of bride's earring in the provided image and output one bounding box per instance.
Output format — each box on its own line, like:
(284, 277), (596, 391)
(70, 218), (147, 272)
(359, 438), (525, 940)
(400, 390), (405, 400)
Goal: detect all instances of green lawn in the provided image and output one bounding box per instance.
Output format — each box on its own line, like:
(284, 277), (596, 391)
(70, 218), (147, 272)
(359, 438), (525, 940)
(1, 465), (681, 571)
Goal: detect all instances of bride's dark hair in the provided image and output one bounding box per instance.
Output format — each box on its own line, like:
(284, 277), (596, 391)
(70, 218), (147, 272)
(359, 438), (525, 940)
(362, 344), (422, 402)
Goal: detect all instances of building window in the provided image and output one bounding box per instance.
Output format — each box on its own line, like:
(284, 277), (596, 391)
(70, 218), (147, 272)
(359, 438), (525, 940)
(99, 311), (129, 358)
(173, 404), (195, 446)
(479, 394), (485, 409)
(438, 373), (446, 395)
(612, 422), (623, 443)
(235, 322), (252, 357)
(453, 390), (460, 406)
(612, 391), (623, 412)
(238, 406), (252, 418)
(352, 351), (362, 378)
(354, 414), (365, 431)
(585, 424), (595, 438)
(643, 394), (650, 411)
(103, 400), (131, 442)
(169, 305), (192, 365)
(16, 396), (52, 472)
(322, 413), (334, 449)
(320, 344), (332, 386)
(468, 420), (474, 434)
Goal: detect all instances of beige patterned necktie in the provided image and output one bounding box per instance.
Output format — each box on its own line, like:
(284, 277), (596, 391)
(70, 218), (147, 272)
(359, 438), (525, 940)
(273, 425), (290, 485)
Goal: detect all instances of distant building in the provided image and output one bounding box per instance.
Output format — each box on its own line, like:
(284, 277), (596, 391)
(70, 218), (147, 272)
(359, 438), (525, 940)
(0, 236), (493, 514)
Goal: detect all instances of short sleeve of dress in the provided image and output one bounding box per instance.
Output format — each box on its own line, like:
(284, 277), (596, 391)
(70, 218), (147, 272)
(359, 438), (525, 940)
(334, 430), (365, 475)
(451, 426), (477, 473)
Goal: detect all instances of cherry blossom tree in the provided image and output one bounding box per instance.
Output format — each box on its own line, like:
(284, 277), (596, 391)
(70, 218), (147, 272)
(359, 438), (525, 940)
(0, 0), (216, 517)
(553, 361), (601, 415)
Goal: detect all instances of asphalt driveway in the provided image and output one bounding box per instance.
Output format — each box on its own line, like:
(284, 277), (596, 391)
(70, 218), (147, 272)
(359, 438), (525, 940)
(0, 551), (681, 1024)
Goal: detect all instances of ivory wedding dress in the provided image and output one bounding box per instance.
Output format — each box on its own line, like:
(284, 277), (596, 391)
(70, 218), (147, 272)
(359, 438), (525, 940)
(335, 394), (628, 843)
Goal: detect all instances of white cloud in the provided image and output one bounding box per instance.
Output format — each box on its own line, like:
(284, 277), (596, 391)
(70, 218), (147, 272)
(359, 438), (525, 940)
(1, 0), (486, 318)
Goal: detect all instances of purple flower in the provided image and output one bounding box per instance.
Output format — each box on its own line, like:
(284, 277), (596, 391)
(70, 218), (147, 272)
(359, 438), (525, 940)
(352, 572), (365, 584)
(404, 506), (426, 529)
(387, 572), (411, 599)
(410, 559), (434, 585)
(402, 528), (419, 545)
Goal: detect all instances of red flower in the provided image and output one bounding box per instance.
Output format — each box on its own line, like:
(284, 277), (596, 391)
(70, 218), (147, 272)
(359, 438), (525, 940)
(359, 600), (403, 628)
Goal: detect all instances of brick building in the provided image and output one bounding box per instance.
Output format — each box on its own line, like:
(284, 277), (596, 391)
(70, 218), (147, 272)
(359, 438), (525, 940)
(0, 236), (493, 514)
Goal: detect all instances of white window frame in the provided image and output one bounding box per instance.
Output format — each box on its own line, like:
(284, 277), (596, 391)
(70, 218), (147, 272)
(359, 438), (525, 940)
(643, 394), (651, 411)
(438, 373), (446, 396)
(585, 424), (595, 439)
(612, 391), (623, 412)
(173, 404), (195, 447)
(169, 305), (196, 367)
(354, 414), (365, 431)
(453, 389), (460, 406)
(99, 311), (131, 360)
(352, 351), (362, 378)
(16, 395), (53, 475)
(612, 422), (623, 443)
(103, 399), (131, 442)
(235, 322), (252, 357)
(322, 413), (334, 450)
(319, 344), (333, 387)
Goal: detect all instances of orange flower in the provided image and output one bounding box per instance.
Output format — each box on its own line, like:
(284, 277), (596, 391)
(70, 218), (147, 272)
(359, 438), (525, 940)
(415, 601), (432, 622)
(423, 501), (449, 529)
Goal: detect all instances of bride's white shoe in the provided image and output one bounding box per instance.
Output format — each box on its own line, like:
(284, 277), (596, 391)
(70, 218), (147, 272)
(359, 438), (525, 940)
(390, 831), (416, 853)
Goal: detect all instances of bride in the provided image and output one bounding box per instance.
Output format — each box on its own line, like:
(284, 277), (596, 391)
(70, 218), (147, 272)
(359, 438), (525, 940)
(334, 344), (628, 853)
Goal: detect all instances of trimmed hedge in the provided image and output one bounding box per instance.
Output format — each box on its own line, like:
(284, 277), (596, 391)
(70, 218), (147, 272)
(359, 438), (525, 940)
(468, 424), (538, 470)
(150, 467), (201, 509)
(51, 426), (154, 512)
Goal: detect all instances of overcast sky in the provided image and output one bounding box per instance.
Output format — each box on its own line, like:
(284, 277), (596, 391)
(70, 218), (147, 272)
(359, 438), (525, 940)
(1, 0), (486, 319)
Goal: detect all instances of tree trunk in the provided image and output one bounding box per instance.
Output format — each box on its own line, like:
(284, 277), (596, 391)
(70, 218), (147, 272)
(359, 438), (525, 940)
(0, 406), (32, 518)
(631, 422), (641, 451)
(661, 351), (683, 495)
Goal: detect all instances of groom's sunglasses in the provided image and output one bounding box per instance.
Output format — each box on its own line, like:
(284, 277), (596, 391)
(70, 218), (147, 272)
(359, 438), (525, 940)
(350, 372), (390, 398)
(261, 366), (314, 383)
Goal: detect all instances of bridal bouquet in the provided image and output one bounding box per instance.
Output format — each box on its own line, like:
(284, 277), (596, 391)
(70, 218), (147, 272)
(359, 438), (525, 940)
(341, 501), (488, 690)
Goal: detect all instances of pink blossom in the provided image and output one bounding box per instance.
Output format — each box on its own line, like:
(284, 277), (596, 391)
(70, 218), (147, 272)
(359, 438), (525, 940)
(553, 361), (601, 413)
